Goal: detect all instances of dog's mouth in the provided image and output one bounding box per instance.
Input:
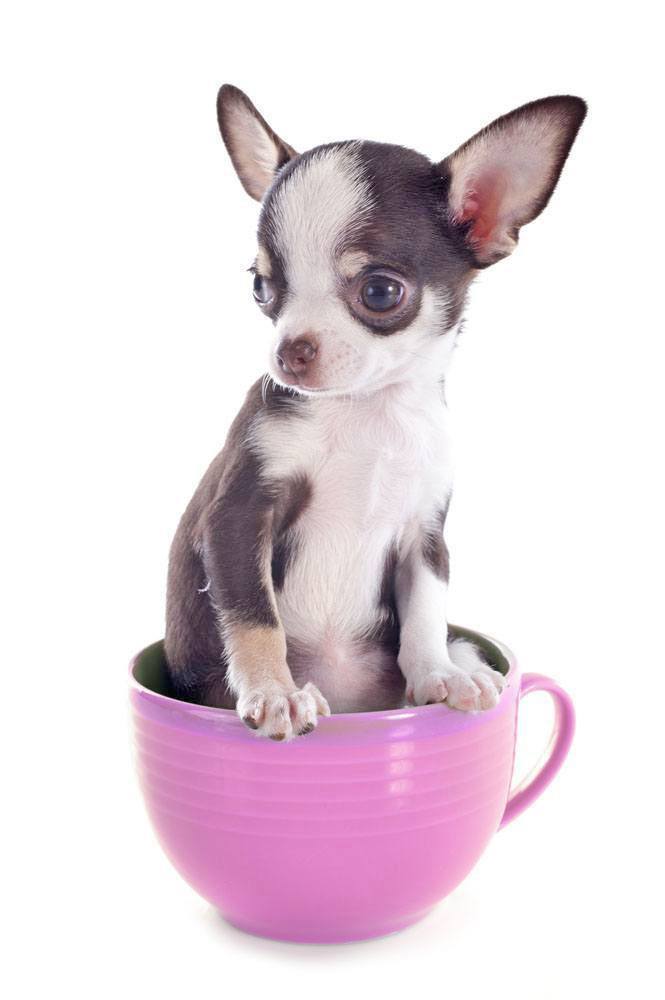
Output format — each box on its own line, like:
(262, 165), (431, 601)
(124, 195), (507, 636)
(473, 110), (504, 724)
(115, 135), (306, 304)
(273, 372), (393, 399)
(290, 383), (343, 397)
(269, 366), (341, 396)
(273, 377), (352, 399)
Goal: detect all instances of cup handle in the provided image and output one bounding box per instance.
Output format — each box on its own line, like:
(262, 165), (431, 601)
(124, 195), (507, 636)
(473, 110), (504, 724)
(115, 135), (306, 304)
(499, 672), (576, 829)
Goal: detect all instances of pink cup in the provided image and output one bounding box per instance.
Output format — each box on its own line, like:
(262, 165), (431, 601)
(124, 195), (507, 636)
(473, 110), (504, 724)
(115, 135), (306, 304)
(130, 626), (574, 943)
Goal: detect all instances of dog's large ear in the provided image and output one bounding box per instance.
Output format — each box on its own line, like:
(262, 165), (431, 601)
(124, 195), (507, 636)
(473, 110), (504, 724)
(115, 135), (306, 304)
(216, 85), (298, 201)
(439, 96), (586, 267)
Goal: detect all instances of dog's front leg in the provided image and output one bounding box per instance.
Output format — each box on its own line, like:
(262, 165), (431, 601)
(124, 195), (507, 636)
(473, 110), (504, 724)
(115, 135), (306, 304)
(202, 484), (330, 739)
(395, 523), (505, 711)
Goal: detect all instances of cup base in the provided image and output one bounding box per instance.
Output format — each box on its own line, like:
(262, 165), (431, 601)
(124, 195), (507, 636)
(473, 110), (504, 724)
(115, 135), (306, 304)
(221, 906), (435, 944)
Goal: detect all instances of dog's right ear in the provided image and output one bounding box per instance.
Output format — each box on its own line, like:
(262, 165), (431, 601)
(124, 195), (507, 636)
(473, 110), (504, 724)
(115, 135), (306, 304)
(216, 85), (298, 201)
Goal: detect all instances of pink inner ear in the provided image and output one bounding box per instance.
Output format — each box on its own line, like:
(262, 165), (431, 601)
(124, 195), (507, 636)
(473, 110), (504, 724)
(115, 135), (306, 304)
(459, 170), (508, 247)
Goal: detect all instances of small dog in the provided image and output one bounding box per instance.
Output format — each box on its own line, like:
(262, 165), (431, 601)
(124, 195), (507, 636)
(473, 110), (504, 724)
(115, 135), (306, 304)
(165, 85), (586, 739)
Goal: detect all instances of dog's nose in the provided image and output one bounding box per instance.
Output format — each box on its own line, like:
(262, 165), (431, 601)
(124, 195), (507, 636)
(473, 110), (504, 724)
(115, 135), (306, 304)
(276, 338), (318, 377)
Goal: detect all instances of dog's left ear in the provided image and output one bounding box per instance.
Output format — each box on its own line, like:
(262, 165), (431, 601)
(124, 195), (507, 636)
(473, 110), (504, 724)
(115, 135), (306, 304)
(440, 96), (587, 267)
(216, 84), (298, 201)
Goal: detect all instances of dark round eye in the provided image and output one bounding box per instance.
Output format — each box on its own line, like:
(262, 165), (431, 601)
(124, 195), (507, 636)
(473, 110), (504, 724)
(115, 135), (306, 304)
(252, 274), (274, 306)
(360, 276), (403, 312)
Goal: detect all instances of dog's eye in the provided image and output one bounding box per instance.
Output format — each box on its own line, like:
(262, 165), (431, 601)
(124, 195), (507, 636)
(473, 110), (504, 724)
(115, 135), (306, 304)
(360, 276), (404, 312)
(253, 274), (275, 306)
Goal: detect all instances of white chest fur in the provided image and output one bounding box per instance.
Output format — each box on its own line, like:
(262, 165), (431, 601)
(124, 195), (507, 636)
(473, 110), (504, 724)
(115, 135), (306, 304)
(254, 381), (453, 660)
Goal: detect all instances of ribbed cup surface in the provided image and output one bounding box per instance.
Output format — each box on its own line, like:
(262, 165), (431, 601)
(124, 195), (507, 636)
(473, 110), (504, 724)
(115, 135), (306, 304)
(130, 631), (519, 942)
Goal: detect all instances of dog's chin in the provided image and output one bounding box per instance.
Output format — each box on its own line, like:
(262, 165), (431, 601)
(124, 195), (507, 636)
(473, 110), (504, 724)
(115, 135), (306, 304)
(269, 379), (349, 399)
(267, 364), (397, 400)
(267, 368), (362, 399)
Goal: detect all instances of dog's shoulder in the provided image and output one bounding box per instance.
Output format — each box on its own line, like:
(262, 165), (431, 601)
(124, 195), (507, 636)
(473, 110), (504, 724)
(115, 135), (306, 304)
(176, 378), (305, 541)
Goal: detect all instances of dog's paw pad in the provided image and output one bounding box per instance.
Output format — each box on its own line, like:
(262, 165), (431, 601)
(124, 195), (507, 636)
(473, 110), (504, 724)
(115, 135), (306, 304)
(237, 683), (330, 740)
(470, 672), (501, 709)
(420, 675), (449, 705)
(473, 667), (506, 706)
(446, 639), (507, 709)
(411, 667), (494, 712)
(444, 672), (483, 711)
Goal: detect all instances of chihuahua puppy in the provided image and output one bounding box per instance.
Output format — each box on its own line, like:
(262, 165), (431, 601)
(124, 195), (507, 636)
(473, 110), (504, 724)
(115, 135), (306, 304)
(165, 86), (586, 739)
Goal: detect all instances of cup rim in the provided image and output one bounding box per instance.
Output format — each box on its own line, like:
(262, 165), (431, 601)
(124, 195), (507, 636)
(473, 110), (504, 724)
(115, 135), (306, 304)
(130, 625), (518, 738)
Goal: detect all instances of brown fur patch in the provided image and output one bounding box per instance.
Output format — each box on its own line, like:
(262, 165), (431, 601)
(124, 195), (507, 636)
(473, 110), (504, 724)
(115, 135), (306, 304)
(422, 506), (450, 582)
(271, 473), (313, 590)
(203, 452), (277, 628)
(366, 542), (400, 652)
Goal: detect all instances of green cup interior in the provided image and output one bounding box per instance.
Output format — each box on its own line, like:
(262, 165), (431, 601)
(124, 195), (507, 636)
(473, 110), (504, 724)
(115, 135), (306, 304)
(132, 625), (510, 702)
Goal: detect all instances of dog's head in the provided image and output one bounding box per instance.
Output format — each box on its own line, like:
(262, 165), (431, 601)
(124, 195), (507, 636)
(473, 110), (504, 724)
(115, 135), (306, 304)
(217, 85), (586, 397)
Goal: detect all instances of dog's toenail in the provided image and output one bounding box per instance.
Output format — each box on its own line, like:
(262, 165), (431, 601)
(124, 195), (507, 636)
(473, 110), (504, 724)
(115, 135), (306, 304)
(270, 732), (286, 741)
(300, 723), (315, 735)
(242, 716), (258, 730)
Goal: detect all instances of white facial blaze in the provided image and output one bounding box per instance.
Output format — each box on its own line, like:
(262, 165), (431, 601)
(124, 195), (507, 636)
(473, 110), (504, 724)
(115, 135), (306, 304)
(270, 143), (374, 298)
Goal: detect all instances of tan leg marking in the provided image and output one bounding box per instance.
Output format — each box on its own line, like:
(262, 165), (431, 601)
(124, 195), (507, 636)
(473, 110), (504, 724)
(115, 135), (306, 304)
(224, 623), (330, 740)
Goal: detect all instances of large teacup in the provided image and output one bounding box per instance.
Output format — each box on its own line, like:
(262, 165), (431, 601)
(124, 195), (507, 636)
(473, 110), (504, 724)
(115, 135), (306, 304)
(130, 626), (574, 943)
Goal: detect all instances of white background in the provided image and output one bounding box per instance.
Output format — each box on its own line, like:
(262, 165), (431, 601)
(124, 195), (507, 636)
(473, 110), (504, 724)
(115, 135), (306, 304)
(2, 2), (663, 998)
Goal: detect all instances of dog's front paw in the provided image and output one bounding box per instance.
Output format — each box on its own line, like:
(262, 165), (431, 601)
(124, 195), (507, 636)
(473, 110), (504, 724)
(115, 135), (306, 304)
(237, 681), (331, 740)
(406, 657), (505, 712)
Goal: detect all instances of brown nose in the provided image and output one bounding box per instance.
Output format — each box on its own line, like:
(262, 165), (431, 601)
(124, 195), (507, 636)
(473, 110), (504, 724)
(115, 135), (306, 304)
(276, 338), (318, 376)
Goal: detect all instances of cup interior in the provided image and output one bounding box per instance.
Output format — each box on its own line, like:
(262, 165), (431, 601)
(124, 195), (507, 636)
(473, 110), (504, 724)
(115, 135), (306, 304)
(132, 624), (511, 707)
